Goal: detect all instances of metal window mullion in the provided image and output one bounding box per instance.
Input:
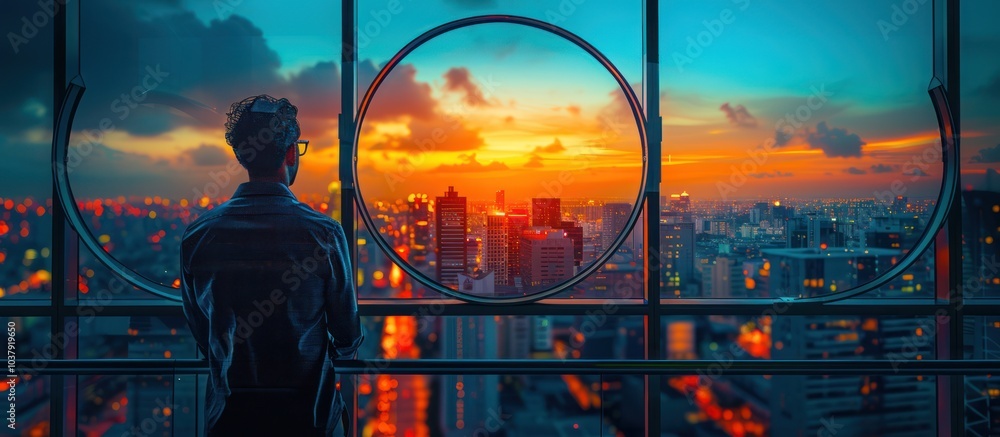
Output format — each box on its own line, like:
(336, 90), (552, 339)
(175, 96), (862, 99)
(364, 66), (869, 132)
(52, 0), (69, 434)
(945, 0), (964, 435)
(341, 2), (358, 436)
(42, 300), (989, 317)
(644, 1), (662, 436)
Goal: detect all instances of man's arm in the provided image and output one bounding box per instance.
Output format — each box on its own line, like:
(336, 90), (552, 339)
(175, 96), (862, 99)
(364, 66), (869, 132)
(326, 222), (364, 359)
(180, 231), (210, 357)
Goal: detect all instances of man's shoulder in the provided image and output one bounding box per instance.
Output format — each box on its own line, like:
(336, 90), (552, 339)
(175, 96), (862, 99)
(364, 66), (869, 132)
(181, 198), (344, 241)
(290, 203), (344, 232)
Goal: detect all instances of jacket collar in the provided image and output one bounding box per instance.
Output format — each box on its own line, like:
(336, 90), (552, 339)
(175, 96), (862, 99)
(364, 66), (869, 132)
(232, 181), (297, 199)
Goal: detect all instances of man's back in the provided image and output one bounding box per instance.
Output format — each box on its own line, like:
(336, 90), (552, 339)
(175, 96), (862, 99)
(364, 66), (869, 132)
(181, 181), (363, 434)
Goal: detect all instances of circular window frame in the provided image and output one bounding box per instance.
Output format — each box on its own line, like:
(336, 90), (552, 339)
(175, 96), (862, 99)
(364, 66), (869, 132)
(352, 15), (649, 304)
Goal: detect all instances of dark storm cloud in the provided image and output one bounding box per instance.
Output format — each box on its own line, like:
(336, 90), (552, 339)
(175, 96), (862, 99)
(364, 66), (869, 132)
(970, 144), (1000, 163)
(720, 103), (758, 128)
(181, 144), (231, 166)
(870, 163), (898, 174)
(805, 122), (865, 158)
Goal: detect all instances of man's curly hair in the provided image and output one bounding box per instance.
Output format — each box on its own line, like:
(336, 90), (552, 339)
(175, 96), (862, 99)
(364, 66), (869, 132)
(225, 95), (300, 175)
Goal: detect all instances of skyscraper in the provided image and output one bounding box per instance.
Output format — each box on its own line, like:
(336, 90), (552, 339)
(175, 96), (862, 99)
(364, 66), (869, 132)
(484, 213), (508, 285)
(660, 221), (695, 296)
(531, 198), (561, 228)
(506, 209), (530, 286)
(761, 247), (899, 298)
(408, 193), (430, 266)
(495, 189), (505, 212)
(669, 191), (690, 213)
(519, 227), (574, 287)
(770, 315), (935, 436)
(601, 203), (631, 253)
(558, 220), (584, 266)
(435, 186), (467, 288)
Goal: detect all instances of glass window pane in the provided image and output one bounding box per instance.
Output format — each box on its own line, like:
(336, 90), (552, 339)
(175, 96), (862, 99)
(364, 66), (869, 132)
(76, 374), (198, 436)
(359, 315), (644, 361)
(0, 1), (54, 301)
(663, 372), (937, 435)
(69, 0), (342, 298)
(659, 0), (943, 299)
(663, 315), (936, 361)
(3, 316), (52, 434)
(961, 0), (1000, 298)
(76, 316), (197, 360)
(354, 373), (628, 436)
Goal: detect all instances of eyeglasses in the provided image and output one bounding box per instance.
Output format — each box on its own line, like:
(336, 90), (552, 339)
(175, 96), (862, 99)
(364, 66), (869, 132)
(295, 140), (309, 156)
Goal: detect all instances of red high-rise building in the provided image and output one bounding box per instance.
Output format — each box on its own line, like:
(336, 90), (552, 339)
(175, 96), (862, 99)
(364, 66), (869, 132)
(531, 198), (561, 228)
(505, 209), (530, 286)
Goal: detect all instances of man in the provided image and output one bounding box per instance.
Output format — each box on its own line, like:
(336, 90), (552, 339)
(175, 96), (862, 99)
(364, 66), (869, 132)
(181, 95), (363, 436)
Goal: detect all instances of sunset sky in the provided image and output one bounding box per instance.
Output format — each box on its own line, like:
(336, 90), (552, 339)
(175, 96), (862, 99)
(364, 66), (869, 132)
(1, 0), (997, 205)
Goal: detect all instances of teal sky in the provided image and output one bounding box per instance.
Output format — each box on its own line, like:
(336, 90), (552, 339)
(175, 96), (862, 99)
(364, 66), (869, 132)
(0, 0), (997, 200)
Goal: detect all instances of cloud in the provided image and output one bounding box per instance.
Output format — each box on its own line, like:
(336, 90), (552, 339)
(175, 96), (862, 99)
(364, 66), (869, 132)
(362, 63), (488, 154)
(365, 62), (437, 121)
(533, 138), (565, 154)
(774, 128), (794, 147)
(565, 105), (581, 116)
(970, 144), (1000, 163)
(524, 154), (544, 168)
(905, 168), (930, 177)
(181, 144), (231, 166)
(805, 122), (866, 158)
(368, 116), (485, 153)
(433, 153), (508, 173)
(748, 171), (793, 179)
(870, 163), (898, 174)
(843, 167), (867, 175)
(720, 103), (758, 128)
(443, 67), (489, 107)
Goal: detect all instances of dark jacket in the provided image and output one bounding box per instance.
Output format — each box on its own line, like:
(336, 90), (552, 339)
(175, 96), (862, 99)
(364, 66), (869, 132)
(181, 181), (363, 435)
